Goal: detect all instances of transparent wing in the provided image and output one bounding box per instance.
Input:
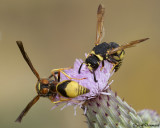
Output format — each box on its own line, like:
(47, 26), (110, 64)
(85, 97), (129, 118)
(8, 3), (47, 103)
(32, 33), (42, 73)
(16, 41), (40, 81)
(15, 95), (40, 123)
(94, 4), (105, 45)
(108, 38), (149, 55)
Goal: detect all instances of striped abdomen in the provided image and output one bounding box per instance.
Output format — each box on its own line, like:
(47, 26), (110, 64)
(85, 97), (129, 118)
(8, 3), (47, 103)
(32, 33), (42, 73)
(56, 80), (90, 98)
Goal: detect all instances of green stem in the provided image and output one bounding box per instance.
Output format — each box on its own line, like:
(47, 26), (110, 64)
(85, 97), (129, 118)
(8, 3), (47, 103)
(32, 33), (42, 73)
(83, 89), (160, 128)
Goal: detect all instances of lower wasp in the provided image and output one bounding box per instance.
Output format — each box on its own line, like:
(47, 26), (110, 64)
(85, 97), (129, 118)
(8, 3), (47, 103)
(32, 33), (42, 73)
(15, 41), (89, 123)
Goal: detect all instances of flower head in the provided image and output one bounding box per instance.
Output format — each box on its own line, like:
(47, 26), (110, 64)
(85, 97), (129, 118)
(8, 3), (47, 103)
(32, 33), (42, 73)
(138, 109), (160, 123)
(50, 57), (160, 128)
(52, 57), (114, 111)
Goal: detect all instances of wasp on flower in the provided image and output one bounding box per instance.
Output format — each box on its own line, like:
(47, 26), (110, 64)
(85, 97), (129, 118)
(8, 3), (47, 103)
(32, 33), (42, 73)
(15, 40), (113, 123)
(15, 41), (90, 123)
(78, 4), (149, 82)
(15, 4), (152, 127)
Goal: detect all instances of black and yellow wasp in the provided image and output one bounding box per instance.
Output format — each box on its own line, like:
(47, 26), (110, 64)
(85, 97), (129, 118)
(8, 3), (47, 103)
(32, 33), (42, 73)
(78, 4), (149, 82)
(15, 41), (89, 123)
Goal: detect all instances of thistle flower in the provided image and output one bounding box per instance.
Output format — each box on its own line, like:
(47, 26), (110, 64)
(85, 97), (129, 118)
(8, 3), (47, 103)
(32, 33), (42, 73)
(138, 109), (160, 127)
(52, 58), (113, 111)
(52, 58), (160, 128)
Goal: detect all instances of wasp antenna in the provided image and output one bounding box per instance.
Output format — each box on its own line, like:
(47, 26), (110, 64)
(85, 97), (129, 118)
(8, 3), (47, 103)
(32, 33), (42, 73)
(78, 62), (84, 74)
(15, 95), (40, 123)
(16, 41), (41, 81)
(108, 38), (150, 55)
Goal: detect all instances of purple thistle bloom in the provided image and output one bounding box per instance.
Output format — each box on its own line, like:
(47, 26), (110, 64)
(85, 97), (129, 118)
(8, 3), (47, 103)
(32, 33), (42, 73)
(51, 57), (160, 128)
(138, 109), (160, 123)
(52, 57), (114, 111)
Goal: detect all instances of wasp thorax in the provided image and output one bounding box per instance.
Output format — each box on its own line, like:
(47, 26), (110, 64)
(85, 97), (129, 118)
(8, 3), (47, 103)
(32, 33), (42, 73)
(36, 79), (50, 96)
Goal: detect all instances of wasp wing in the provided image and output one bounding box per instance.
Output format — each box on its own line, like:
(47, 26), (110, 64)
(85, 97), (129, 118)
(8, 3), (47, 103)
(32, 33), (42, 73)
(108, 38), (149, 55)
(94, 4), (105, 46)
(16, 41), (40, 81)
(15, 95), (40, 123)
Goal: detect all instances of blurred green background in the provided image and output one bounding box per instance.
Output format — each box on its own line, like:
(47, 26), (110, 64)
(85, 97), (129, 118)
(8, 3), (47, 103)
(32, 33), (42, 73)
(0, 0), (160, 128)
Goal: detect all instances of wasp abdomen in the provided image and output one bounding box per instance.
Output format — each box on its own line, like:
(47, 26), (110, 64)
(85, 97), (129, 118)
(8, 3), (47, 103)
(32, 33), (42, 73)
(114, 61), (122, 72)
(56, 80), (89, 98)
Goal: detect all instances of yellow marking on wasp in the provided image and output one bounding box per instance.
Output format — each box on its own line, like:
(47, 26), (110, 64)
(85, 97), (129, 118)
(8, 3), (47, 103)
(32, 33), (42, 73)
(38, 83), (40, 91)
(52, 97), (71, 104)
(91, 51), (103, 61)
(113, 56), (120, 61)
(117, 50), (122, 54)
(87, 64), (93, 71)
(91, 51), (96, 55)
(95, 54), (103, 61)
(106, 52), (109, 59)
(64, 81), (81, 98)
(56, 81), (89, 98)
(110, 63), (118, 73)
(119, 51), (125, 60)
(112, 50), (125, 61)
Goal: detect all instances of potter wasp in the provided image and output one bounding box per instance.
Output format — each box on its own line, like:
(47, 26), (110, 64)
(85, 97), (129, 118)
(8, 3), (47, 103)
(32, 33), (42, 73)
(15, 41), (89, 123)
(78, 4), (149, 82)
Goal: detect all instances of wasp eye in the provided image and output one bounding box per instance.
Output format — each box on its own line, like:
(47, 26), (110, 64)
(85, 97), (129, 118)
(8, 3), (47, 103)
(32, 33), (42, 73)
(36, 79), (50, 96)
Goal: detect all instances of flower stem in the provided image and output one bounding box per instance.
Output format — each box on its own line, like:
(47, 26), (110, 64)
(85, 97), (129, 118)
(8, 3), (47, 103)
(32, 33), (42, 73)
(83, 89), (160, 128)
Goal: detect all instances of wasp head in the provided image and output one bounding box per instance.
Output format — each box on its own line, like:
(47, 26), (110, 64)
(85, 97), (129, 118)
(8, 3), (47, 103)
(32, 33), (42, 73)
(85, 55), (100, 72)
(36, 79), (53, 97)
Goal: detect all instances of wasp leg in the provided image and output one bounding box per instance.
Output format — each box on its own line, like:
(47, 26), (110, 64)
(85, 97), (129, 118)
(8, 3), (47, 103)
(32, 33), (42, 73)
(49, 67), (71, 81)
(48, 71), (58, 81)
(52, 97), (71, 104)
(51, 67), (72, 81)
(100, 60), (104, 71)
(51, 68), (86, 81)
(52, 67), (73, 72)
(49, 96), (56, 102)
(93, 71), (98, 82)
(110, 63), (118, 73)
(78, 62), (84, 74)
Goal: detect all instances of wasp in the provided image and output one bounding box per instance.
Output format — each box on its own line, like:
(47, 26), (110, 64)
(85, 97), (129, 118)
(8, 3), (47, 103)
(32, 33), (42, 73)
(78, 4), (149, 82)
(15, 41), (89, 123)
